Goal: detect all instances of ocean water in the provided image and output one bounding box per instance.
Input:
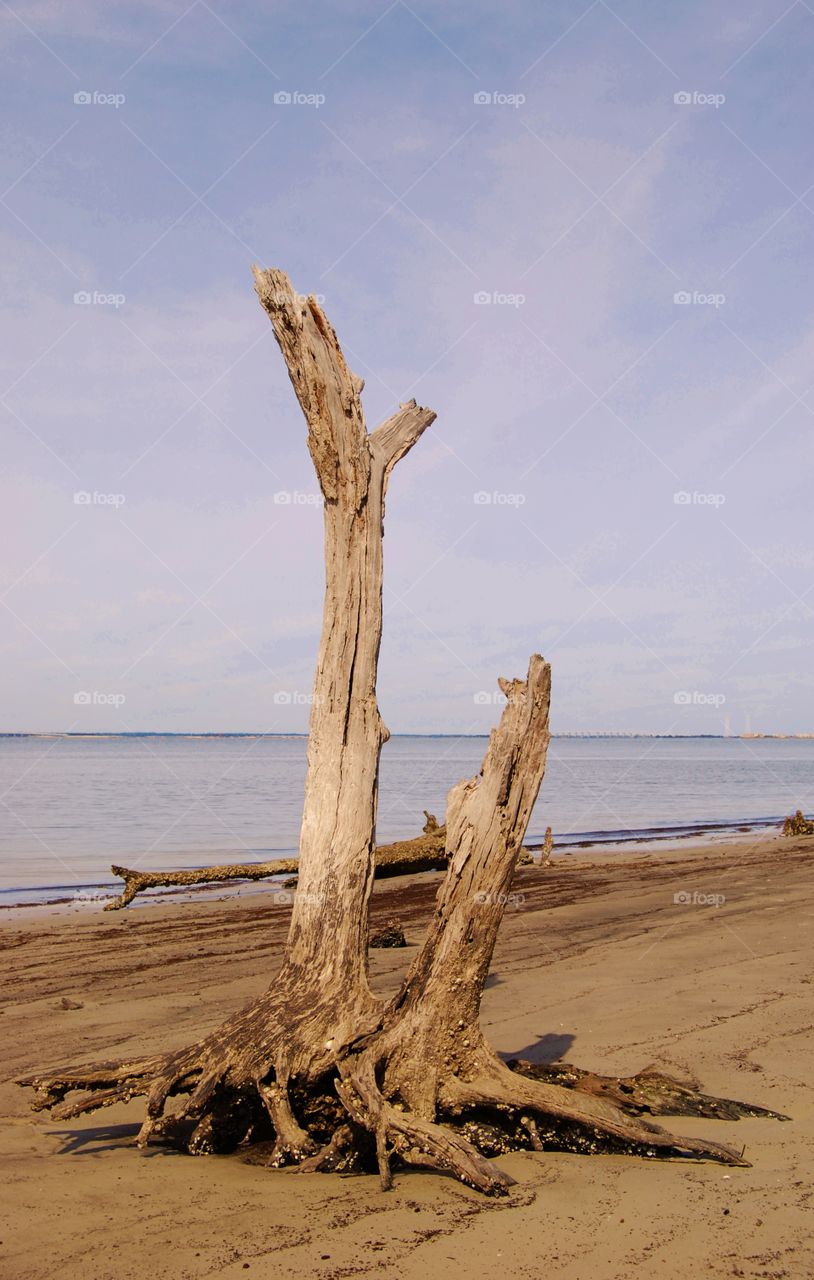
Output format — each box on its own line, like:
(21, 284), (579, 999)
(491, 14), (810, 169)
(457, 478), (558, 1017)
(0, 735), (811, 906)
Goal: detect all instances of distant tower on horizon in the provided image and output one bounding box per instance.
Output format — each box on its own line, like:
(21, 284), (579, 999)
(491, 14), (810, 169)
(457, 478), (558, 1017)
(745, 712), (752, 735)
(723, 712), (732, 737)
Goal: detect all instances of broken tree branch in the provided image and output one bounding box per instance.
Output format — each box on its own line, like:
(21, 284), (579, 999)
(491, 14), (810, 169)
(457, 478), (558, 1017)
(104, 813), (449, 910)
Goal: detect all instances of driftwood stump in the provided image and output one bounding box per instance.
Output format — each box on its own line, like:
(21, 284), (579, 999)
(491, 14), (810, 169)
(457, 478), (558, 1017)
(19, 269), (781, 1192)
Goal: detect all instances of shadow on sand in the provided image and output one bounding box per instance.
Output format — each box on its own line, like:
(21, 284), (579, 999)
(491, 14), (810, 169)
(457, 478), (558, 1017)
(48, 1121), (172, 1157)
(499, 1031), (576, 1064)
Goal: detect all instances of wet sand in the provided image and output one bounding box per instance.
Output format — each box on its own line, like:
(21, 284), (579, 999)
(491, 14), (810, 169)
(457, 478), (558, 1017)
(2, 832), (813, 1279)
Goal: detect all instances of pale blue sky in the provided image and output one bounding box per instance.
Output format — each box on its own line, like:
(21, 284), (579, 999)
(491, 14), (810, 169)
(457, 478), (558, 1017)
(1, 0), (812, 734)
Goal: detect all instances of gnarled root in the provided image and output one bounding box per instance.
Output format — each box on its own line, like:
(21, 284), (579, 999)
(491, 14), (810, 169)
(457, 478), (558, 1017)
(21, 1023), (781, 1190)
(256, 1078), (318, 1165)
(441, 1053), (752, 1166)
(335, 1055), (515, 1195)
(18, 979), (380, 1161)
(508, 1059), (791, 1123)
(324, 1030), (755, 1195)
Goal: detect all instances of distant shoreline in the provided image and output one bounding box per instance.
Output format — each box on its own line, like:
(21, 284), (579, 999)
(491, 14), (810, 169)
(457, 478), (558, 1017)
(2, 732), (813, 741)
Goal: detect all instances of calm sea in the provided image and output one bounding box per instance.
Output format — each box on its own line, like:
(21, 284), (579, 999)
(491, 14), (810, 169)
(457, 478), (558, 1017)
(0, 735), (811, 906)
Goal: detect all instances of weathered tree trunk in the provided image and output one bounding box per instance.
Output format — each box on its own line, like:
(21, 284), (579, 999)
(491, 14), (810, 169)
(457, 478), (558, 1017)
(19, 269), (778, 1190)
(253, 268), (435, 1035)
(314, 657), (756, 1192)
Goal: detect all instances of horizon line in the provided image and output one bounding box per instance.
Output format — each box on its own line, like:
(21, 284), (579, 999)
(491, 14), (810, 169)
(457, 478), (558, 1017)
(1, 731), (811, 740)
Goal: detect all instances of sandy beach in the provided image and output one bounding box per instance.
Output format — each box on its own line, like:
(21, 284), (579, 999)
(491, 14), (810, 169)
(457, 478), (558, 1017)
(2, 832), (812, 1280)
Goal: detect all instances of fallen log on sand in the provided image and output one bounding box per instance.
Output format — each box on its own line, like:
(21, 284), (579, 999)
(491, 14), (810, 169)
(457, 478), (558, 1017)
(106, 812), (489, 910)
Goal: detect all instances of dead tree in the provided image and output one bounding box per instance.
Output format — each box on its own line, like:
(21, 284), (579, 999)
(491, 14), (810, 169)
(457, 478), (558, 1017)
(20, 270), (775, 1191)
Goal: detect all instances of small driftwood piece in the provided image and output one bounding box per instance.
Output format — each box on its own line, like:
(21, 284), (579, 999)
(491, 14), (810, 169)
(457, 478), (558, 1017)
(783, 809), (814, 836)
(105, 813), (449, 910)
(369, 919), (407, 948)
(540, 825), (554, 865)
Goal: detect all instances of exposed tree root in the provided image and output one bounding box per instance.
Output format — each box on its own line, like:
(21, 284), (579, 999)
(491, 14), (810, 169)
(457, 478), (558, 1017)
(508, 1059), (791, 1122)
(20, 1028), (766, 1195)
